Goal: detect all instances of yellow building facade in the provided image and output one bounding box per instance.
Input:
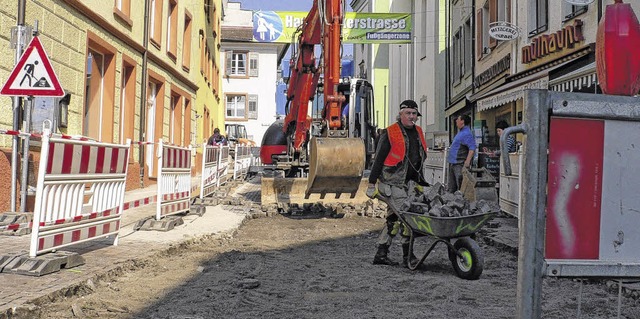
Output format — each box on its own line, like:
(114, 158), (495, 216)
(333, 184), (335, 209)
(0, 0), (222, 211)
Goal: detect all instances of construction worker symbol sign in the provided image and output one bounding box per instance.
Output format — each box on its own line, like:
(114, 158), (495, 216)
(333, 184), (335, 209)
(1, 36), (64, 97)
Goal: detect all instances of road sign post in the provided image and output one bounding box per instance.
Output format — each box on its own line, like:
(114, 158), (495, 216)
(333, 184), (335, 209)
(2, 30), (65, 212)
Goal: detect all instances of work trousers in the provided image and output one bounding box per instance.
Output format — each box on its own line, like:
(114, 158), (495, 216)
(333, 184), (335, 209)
(376, 183), (410, 246)
(447, 163), (464, 193)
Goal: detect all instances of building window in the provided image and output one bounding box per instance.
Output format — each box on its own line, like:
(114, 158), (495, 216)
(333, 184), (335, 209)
(451, 30), (460, 84)
(248, 95), (258, 119)
(120, 56), (136, 161)
(184, 98), (191, 146)
(563, 3), (588, 21)
(170, 92), (183, 145)
(225, 51), (247, 76)
(226, 94), (246, 119)
(528, 0), (548, 36)
(167, 0), (178, 60)
(421, 0), (427, 58)
(146, 74), (165, 178)
(84, 33), (116, 143)
(114, 0), (132, 25)
(150, 0), (164, 47)
(249, 52), (259, 77)
(463, 18), (472, 77)
(182, 11), (192, 71)
(199, 29), (205, 74)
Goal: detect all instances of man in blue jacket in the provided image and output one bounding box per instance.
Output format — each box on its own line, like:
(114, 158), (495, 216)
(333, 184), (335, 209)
(447, 114), (476, 193)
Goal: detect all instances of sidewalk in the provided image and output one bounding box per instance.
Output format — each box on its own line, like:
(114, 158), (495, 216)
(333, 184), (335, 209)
(0, 176), (262, 318)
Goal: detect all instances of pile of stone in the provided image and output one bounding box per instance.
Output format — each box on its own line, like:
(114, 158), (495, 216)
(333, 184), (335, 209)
(401, 181), (499, 218)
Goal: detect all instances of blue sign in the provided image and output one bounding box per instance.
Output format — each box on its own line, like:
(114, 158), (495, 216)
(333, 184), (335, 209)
(253, 11), (284, 43)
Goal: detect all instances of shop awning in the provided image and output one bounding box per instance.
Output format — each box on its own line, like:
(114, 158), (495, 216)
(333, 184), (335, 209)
(474, 59), (579, 112)
(549, 62), (597, 92)
(476, 75), (549, 112)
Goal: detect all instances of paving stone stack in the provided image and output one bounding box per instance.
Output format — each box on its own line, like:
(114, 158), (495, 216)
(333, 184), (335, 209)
(402, 181), (499, 218)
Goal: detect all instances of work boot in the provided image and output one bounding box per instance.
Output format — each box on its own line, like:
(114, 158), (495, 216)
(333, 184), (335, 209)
(372, 244), (398, 266)
(402, 243), (420, 268)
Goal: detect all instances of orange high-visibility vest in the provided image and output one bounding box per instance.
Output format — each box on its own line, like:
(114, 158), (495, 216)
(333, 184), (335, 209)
(383, 122), (427, 166)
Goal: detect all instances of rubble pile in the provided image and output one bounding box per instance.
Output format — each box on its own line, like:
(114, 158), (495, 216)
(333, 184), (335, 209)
(401, 181), (499, 218)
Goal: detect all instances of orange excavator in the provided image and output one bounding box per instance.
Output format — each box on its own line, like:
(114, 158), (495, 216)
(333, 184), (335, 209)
(260, 0), (378, 199)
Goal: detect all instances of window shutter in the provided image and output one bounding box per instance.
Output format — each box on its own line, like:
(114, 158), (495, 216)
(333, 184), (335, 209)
(248, 95), (258, 119)
(489, 0), (497, 48)
(225, 51), (232, 76)
(476, 9), (483, 60)
(249, 52), (259, 77)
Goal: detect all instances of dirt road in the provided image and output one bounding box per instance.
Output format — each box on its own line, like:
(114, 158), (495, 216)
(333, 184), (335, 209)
(36, 212), (640, 319)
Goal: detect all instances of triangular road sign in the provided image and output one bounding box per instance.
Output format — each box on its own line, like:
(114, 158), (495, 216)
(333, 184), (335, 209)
(1, 36), (64, 97)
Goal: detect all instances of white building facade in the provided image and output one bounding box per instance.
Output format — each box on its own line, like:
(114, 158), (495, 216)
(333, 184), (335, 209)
(221, 2), (286, 145)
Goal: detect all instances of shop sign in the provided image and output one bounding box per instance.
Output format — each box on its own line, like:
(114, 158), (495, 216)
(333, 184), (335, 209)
(473, 54), (510, 88)
(489, 22), (519, 41)
(522, 20), (584, 64)
(564, 0), (595, 5)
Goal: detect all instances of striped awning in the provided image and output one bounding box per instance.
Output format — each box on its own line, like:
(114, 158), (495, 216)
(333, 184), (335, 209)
(549, 62), (597, 92)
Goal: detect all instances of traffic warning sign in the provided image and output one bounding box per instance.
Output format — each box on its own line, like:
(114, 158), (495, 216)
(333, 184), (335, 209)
(1, 36), (64, 97)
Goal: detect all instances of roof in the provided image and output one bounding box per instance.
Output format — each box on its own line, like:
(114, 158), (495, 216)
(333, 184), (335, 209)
(221, 26), (253, 42)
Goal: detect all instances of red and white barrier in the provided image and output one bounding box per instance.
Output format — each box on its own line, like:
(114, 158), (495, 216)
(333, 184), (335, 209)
(217, 146), (230, 187)
(156, 140), (192, 220)
(200, 144), (222, 199)
(29, 128), (131, 257)
(233, 145), (252, 180)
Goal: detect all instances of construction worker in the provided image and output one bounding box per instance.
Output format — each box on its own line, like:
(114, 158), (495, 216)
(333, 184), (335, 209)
(366, 99), (428, 267)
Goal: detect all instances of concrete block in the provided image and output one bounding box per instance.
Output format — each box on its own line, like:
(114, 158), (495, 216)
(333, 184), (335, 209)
(1, 251), (84, 276)
(134, 216), (184, 232)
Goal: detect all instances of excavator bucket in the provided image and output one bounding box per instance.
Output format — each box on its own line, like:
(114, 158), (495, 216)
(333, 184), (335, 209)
(306, 137), (365, 197)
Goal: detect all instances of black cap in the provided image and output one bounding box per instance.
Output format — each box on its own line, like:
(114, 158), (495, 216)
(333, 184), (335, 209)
(399, 99), (421, 116)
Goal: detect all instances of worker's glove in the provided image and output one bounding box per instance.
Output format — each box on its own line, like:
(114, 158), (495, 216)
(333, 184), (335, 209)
(414, 185), (424, 193)
(366, 184), (379, 199)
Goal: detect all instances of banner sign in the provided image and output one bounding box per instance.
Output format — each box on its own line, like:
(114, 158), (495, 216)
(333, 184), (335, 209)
(252, 11), (412, 44)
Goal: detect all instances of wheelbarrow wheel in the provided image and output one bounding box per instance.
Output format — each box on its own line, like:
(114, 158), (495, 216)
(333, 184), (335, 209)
(449, 237), (484, 280)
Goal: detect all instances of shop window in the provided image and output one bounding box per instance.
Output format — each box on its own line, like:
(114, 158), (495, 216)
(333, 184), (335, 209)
(226, 94), (246, 119)
(528, 0), (548, 37)
(167, 0), (178, 60)
(120, 56), (136, 161)
(84, 33), (116, 143)
(182, 11), (192, 71)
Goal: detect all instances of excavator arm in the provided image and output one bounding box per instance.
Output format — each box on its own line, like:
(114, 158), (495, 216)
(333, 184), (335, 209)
(280, 0), (365, 197)
(284, 0), (345, 152)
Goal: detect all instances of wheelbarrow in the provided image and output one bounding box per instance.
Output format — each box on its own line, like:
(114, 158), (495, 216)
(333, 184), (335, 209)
(376, 194), (498, 280)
